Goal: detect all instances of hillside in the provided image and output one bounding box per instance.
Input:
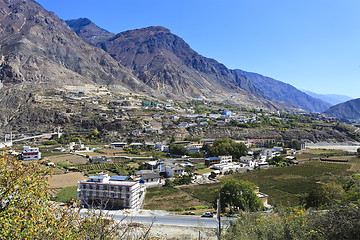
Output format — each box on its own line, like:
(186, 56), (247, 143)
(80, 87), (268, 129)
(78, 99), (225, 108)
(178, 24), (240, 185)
(67, 19), (286, 110)
(304, 90), (353, 105)
(324, 98), (360, 121)
(236, 70), (332, 113)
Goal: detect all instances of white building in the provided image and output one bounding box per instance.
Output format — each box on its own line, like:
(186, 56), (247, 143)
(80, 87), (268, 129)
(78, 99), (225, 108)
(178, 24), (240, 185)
(111, 142), (128, 149)
(77, 173), (143, 209)
(22, 146), (41, 160)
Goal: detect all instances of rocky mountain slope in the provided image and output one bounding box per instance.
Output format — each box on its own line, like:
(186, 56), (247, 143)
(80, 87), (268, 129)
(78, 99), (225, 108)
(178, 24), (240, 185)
(0, 0), (153, 91)
(324, 98), (360, 121)
(236, 70), (332, 113)
(67, 18), (332, 113)
(67, 19), (285, 110)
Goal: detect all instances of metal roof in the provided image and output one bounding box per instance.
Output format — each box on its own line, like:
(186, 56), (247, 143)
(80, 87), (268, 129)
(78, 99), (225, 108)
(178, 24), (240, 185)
(109, 176), (129, 181)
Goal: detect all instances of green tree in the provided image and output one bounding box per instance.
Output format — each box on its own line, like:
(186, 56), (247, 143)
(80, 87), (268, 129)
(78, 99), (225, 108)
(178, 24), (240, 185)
(220, 179), (262, 212)
(305, 182), (345, 209)
(210, 138), (247, 159)
(357, 148), (360, 157)
(169, 144), (188, 156)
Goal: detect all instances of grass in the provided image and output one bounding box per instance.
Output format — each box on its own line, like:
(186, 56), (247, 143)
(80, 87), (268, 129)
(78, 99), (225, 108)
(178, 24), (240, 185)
(178, 161), (352, 208)
(144, 187), (204, 211)
(55, 186), (78, 203)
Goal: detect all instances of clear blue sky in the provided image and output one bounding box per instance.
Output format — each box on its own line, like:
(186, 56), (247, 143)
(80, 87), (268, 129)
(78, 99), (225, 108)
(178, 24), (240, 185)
(36, 0), (360, 98)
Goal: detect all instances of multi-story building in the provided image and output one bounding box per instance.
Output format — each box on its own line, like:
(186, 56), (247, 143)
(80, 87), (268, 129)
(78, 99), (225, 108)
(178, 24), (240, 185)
(77, 173), (143, 209)
(22, 146), (41, 160)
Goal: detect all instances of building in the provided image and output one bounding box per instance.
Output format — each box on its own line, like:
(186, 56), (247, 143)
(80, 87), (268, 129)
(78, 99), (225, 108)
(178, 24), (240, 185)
(77, 173), (143, 209)
(219, 155), (233, 163)
(200, 139), (215, 146)
(165, 165), (185, 178)
(22, 146), (41, 160)
(204, 157), (220, 166)
(137, 172), (162, 187)
(111, 142), (127, 149)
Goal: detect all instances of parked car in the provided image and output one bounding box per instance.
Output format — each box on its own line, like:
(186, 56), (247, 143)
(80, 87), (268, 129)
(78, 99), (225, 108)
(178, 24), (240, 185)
(201, 212), (214, 218)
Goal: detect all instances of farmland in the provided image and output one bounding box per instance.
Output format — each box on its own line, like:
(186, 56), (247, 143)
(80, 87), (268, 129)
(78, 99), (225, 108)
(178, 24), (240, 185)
(145, 160), (356, 210)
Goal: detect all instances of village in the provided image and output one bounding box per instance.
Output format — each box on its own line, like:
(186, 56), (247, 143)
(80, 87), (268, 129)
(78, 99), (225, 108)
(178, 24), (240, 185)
(4, 134), (313, 213)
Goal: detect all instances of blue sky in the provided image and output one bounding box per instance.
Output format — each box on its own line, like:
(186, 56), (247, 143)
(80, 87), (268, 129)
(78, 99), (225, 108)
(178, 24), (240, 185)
(37, 0), (360, 98)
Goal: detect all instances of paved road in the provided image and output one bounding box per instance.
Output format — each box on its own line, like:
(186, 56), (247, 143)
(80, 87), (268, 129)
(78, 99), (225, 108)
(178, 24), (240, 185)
(111, 214), (235, 228)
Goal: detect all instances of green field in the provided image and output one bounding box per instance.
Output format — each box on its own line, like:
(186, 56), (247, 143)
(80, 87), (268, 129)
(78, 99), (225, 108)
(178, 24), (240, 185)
(169, 161), (352, 208)
(55, 186), (78, 203)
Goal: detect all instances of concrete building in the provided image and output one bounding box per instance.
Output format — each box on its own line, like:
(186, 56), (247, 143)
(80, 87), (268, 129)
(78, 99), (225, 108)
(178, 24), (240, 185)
(77, 173), (143, 209)
(22, 146), (41, 160)
(111, 142), (127, 149)
(204, 157), (220, 166)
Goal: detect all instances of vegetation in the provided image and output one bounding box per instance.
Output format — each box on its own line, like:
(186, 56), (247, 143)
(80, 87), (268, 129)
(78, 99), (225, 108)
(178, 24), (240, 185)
(169, 143), (188, 156)
(55, 186), (78, 203)
(0, 155), (156, 239)
(224, 205), (360, 240)
(209, 138), (248, 159)
(220, 179), (262, 212)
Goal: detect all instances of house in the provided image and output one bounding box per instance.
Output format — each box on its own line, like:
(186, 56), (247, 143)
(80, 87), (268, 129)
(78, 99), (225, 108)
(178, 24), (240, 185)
(22, 146), (41, 160)
(254, 187), (269, 207)
(155, 144), (168, 152)
(186, 143), (202, 153)
(137, 172), (162, 187)
(240, 156), (257, 168)
(205, 157), (220, 166)
(200, 138), (215, 146)
(165, 165), (185, 178)
(219, 155), (233, 163)
(111, 142), (127, 149)
(178, 162), (195, 170)
(77, 173), (143, 209)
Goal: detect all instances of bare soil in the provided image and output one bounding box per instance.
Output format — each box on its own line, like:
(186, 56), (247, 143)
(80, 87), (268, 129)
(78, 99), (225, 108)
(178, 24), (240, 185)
(48, 172), (86, 188)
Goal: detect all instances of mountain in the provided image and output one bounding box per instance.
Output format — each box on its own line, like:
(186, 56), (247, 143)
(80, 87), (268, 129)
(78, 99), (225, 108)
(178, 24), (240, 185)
(0, 0), (152, 92)
(235, 70), (332, 113)
(324, 98), (360, 122)
(67, 19), (286, 110)
(303, 90), (353, 105)
(67, 18), (332, 112)
(0, 0), (160, 130)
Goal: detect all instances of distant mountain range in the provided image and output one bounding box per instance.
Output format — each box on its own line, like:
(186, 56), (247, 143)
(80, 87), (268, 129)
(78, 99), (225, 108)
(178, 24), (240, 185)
(236, 70), (331, 112)
(303, 91), (353, 105)
(324, 98), (360, 122)
(0, 0), (339, 124)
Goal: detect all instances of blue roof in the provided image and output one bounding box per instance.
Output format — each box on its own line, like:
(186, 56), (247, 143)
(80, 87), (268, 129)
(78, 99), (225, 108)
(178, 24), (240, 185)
(110, 176), (129, 181)
(205, 157), (220, 161)
(89, 175), (107, 180)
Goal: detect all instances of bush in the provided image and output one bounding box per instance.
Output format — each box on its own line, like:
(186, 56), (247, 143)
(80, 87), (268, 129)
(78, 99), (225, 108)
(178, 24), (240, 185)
(43, 140), (58, 145)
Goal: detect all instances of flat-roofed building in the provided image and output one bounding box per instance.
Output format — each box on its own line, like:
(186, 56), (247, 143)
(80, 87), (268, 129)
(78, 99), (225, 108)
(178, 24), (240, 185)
(219, 155), (232, 163)
(204, 157), (220, 166)
(111, 142), (127, 149)
(77, 173), (143, 209)
(22, 146), (41, 160)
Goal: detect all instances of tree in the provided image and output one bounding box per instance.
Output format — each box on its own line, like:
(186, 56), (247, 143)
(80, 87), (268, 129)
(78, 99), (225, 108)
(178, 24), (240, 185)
(210, 138), (248, 159)
(220, 179), (262, 212)
(357, 148), (360, 157)
(169, 143), (188, 156)
(305, 182), (345, 209)
(0, 155), (156, 239)
(0, 156), (79, 239)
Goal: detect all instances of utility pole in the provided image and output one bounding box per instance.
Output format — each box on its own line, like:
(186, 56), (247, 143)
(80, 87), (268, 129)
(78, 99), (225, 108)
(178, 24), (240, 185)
(217, 192), (221, 240)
